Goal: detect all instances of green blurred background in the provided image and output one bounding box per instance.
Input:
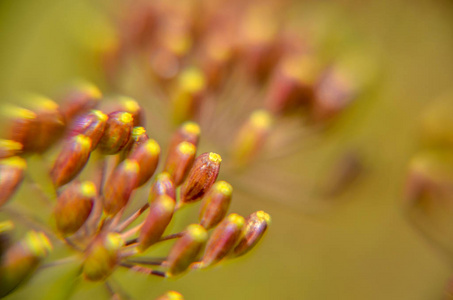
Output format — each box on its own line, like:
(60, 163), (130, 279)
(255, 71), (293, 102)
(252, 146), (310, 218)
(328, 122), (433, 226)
(1, 0), (453, 299)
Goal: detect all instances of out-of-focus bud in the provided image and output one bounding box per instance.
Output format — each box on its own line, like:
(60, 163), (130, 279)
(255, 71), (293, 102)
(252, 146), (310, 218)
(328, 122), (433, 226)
(54, 181), (96, 236)
(231, 110), (273, 166)
(59, 81), (102, 123)
(164, 141), (196, 186)
(0, 221), (14, 260)
(98, 111), (134, 155)
(103, 159), (139, 216)
(171, 68), (206, 124)
(149, 172), (176, 204)
(138, 195), (175, 252)
(0, 231), (52, 297)
(116, 97), (146, 127)
(164, 224), (207, 277)
(50, 134), (92, 188)
(4, 106), (36, 152)
(0, 157), (26, 207)
(122, 126), (149, 159)
(199, 181), (233, 229)
(155, 291), (184, 300)
(199, 213), (244, 268)
(69, 110), (108, 150)
(129, 139), (160, 187)
(167, 121), (200, 156)
(82, 232), (124, 281)
(232, 211), (271, 257)
(180, 152), (222, 205)
(0, 139), (23, 159)
(420, 94), (453, 148)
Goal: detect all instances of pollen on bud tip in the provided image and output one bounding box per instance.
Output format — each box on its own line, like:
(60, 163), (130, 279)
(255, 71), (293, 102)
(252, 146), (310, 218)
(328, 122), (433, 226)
(232, 211), (271, 258)
(208, 152), (222, 163)
(0, 139), (23, 158)
(98, 111), (134, 154)
(182, 122), (200, 135)
(178, 141), (196, 155)
(145, 139), (161, 155)
(119, 112), (133, 124)
(105, 233), (124, 251)
(187, 224), (208, 242)
(215, 181), (233, 196)
(23, 231), (52, 258)
(250, 110), (273, 129)
(156, 291), (184, 300)
(180, 68), (206, 92)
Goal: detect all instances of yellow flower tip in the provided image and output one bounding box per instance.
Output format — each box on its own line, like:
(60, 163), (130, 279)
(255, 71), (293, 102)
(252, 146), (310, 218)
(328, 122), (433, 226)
(123, 159), (140, 173)
(120, 97), (140, 113)
(26, 94), (59, 111)
(165, 291), (184, 300)
(105, 232), (124, 251)
(256, 211), (271, 225)
(158, 172), (172, 181)
(77, 81), (102, 100)
(132, 126), (146, 136)
(250, 110), (273, 129)
(180, 68), (206, 93)
(24, 231), (52, 258)
(227, 213), (245, 228)
(160, 195), (176, 212)
(182, 121), (200, 135)
(92, 110), (108, 122)
(74, 134), (92, 150)
(0, 139), (23, 151)
(186, 224), (208, 243)
(208, 152), (222, 163)
(80, 181), (97, 198)
(5, 105), (36, 120)
(0, 156), (27, 169)
(177, 141), (196, 155)
(214, 181), (233, 196)
(145, 139), (161, 155)
(119, 112), (133, 124)
(0, 220), (14, 233)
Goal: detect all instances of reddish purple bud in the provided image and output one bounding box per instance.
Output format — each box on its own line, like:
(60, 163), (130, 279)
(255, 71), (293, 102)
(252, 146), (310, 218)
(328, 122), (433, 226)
(138, 195), (175, 252)
(5, 106), (37, 152)
(164, 141), (196, 186)
(167, 121), (200, 156)
(180, 152), (221, 205)
(50, 135), (92, 188)
(69, 110), (108, 150)
(121, 126), (149, 160)
(149, 172), (176, 204)
(199, 181), (233, 229)
(129, 139), (160, 187)
(155, 291), (184, 300)
(103, 159), (139, 216)
(54, 181), (96, 236)
(233, 211), (271, 257)
(116, 97), (146, 127)
(0, 157), (26, 207)
(0, 140), (23, 159)
(164, 224), (207, 277)
(98, 111), (134, 155)
(59, 82), (102, 124)
(199, 213), (244, 268)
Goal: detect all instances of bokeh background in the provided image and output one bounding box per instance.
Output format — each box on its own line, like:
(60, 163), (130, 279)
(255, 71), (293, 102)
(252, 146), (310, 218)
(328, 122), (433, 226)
(1, 0), (453, 299)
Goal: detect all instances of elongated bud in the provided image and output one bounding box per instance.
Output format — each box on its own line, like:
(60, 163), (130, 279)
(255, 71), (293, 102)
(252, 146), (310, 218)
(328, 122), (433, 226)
(156, 291), (184, 300)
(138, 195), (175, 252)
(167, 121), (200, 156)
(82, 233), (124, 281)
(98, 111), (134, 155)
(232, 211), (271, 257)
(116, 97), (145, 127)
(50, 134), (92, 188)
(232, 110), (273, 166)
(199, 213), (244, 268)
(180, 152), (222, 205)
(164, 224), (207, 277)
(60, 81), (102, 123)
(129, 139), (160, 187)
(54, 181), (96, 236)
(122, 126), (149, 159)
(149, 172), (175, 204)
(0, 231), (52, 297)
(199, 181), (233, 229)
(5, 106), (36, 152)
(0, 157), (26, 207)
(103, 159), (139, 215)
(0, 139), (22, 159)
(164, 141), (196, 186)
(171, 68), (206, 124)
(69, 110), (108, 150)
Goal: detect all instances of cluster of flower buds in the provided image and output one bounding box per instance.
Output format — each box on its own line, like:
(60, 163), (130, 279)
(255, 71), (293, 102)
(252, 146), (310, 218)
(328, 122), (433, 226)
(0, 82), (270, 299)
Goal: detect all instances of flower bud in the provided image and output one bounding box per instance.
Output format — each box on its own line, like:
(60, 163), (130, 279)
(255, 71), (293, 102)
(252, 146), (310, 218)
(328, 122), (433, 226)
(164, 141), (196, 186)
(0, 157), (26, 207)
(167, 121), (200, 156)
(4, 106), (36, 152)
(0, 231), (52, 297)
(103, 159), (139, 216)
(116, 97), (145, 127)
(164, 224), (207, 277)
(156, 291), (184, 300)
(231, 110), (273, 166)
(199, 181), (233, 229)
(0, 139), (23, 159)
(180, 152), (222, 205)
(98, 111), (134, 155)
(54, 181), (96, 236)
(199, 213), (244, 268)
(82, 233), (124, 281)
(50, 134), (92, 188)
(69, 110), (108, 150)
(232, 211), (271, 257)
(129, 139), (160, 187)
(59, 81), (102, 123)
(122, 126), (149, 159)
(0, 221), (14, 260)
(138, 195), (175, 252)
(149, 172), (176, 204)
